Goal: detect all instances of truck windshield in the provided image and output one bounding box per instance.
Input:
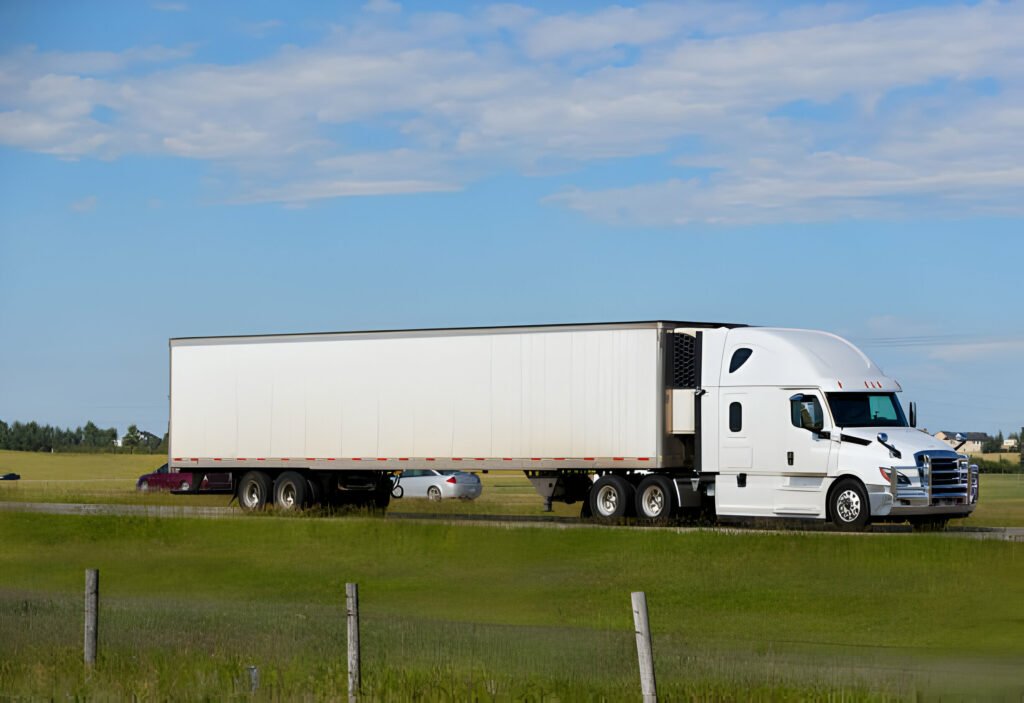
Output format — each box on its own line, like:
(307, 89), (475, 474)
(825, 392), (908, 428)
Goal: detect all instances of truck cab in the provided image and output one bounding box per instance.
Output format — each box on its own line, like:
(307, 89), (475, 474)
(697, 327), (978, 529)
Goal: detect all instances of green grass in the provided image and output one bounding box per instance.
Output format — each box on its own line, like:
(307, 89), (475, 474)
(1, 511), (1022, 700)
(957, 472), (1024, 527)
(3, 449), (1022, 526)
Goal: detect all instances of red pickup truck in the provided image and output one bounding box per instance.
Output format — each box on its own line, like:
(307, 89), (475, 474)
(136, 464), (232, 493)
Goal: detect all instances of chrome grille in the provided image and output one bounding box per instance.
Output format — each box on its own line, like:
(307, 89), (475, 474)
(919, 452), (972, 503)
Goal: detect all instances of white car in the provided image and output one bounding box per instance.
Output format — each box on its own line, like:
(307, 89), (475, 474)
(395, 469), (482, 501)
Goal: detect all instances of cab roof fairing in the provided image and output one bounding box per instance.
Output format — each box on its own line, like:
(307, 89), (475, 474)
(714, 328), (902, 392)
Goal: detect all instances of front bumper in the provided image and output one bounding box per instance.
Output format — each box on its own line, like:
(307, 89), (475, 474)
(884, 458), (979, 517)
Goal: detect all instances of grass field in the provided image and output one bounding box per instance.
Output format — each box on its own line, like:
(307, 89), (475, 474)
(2, 510), (1023, 700)
(2, 449), (1023, 526)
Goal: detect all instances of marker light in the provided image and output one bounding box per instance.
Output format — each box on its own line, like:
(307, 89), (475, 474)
(879, 467), (910, 485)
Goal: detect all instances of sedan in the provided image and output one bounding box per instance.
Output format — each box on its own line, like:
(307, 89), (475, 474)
(137, 464), (233, 493)
(395, 469), (482, 501)
(0, 472), (20, 481)
(137, 464), (193, 492)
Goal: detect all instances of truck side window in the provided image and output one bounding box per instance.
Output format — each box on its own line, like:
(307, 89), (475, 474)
(729, 348), (752, 373)
(729, 402), (742, 432)
(790, 394), (824, 432)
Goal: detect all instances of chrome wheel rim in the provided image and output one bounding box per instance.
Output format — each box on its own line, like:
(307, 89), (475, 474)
(641, 486), (664, 518)
(280, 482), (296, 508)
(836, 489), (861, 522)
(596, 485), (619, 516)
(244, 482), (262, 508)
(427, 486), (441, 501)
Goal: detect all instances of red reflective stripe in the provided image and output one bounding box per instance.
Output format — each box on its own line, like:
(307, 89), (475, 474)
(327, 458), (335, 461)
(237, 458), (247, 461)
(638, 457), (650, 461)
(398, 458), (409, 461)
(475, 458), (485, 461)
(553, 458), (565, 461)
(213, 458), (222, 461)
(452, 458), (462, 461)
(306, 458), (316, 461)
(377, 458), (387, 462)
(256, 458), (265, 461)
(172, 457), (183, 461)
(502, 458), (512, 461)
(838, 381), (843, 389)
(351, 458), (361, 461)
(531, 458), (542, 461)
(426, 458), (435, 461)
(613, 457), (625, 461)
(583, 457), (595, 461)
(865, 381), (870, 388)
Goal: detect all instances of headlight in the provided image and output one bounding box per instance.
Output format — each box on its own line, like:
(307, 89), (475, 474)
(879, 467), (911, 485)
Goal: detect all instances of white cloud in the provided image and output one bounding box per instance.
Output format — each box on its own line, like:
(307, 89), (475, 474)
(70, 196), (97, 213)
(927, 339), (1024, 362)
(2, 2), (1024, 214)
(240, 20), (283, 38)
(233, 179), (460, 205)
(363, 0), (401, 15)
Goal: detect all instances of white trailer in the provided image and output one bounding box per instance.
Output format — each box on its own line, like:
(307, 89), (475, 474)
(168, 321), (978, 529)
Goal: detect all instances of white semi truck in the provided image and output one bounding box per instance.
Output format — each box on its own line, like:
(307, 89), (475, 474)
(168, 321), (978, 530)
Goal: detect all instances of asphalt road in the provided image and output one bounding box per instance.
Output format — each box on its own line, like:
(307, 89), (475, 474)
(1, 500), (1022, 540)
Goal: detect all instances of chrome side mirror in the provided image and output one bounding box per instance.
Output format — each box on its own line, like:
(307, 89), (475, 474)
(877, 432), (902, 460)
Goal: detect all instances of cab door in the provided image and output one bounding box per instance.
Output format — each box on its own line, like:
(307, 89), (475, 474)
(785, 390), (833, 474)
(771, 389), (834, 517)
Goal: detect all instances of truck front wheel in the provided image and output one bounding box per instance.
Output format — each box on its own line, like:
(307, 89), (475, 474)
(829, 478), (870, 531)
(238, 471), (272, 512)
(590, 475), (634, 521)
(274, 471), (309, 511)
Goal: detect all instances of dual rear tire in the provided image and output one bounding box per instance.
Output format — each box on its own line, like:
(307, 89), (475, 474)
(588, 475), (679, 522)
(590, 475), (634, 520)
(237, 470), (309, 512)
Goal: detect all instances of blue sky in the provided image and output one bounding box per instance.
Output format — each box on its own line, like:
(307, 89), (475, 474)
(0, 0), (1021, 439)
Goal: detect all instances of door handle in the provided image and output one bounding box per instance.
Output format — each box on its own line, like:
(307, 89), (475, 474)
(787, 451), (794, 466)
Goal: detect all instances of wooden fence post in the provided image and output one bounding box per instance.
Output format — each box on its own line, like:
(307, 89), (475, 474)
(631, 591), (657, 703)
(84, 569), (99, 668)
(346, 582), (360, 702)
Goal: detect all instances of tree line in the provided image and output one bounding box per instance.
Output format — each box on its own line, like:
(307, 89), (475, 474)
(0, 419), (166, 454)
(980, 430), (1020, 453)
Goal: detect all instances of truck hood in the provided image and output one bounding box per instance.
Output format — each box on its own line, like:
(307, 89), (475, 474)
(838, 427), (959, 467)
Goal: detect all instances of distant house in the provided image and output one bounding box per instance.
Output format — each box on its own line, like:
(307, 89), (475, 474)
(934, 431), (990, 455)
(1004, 437), (1020, 451)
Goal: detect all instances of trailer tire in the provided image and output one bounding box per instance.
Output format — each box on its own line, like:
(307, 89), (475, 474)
(828, 478), (870, 531)
(373, 475), (392, 510)
(306, 476), (323, 508)
(238, 471), (272, 512)
(274, 471), (309, 511)
(590, 475), (634, 520)
(636, 475), (676, 521)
